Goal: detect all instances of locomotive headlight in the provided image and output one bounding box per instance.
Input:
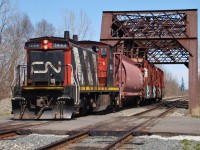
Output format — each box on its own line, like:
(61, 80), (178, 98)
(43, 40), (49, 44)
(44, 45), (48, 49)
(43, 40), (49, 49)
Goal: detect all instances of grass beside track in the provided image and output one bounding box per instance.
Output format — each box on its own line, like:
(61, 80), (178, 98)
(181, 139), (200, 150)
(0, 113), (13, 118)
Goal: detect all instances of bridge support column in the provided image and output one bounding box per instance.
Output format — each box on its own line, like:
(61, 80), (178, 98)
(189, 39), (199, 116)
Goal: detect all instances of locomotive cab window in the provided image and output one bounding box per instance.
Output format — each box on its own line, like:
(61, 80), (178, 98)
(101, 47), (107, 58)
(92, 46), (98, 53)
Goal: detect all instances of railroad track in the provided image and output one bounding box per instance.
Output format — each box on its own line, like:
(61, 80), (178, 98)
(103, 107), (174, 150)
(0, 121), (51, 140)
(0, 96), (187, 149)
(0, 130), (18, 139)
(37, 98), (184, 150)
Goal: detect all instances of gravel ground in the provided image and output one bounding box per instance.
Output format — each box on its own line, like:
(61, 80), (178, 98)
(0, 134), (69, 150)
(109, 106), (189, 118)
(109, 107), (149, 117)
(1, 134), (200, 149)
(169, 108), (189, 117)
(66, 136), (118, 149)
(129, 135), (200, 150)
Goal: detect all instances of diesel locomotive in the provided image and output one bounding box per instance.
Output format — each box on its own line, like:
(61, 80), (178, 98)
(11, 32), (164, 119)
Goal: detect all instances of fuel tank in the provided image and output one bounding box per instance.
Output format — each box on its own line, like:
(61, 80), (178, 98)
(115, 54), (143, 96)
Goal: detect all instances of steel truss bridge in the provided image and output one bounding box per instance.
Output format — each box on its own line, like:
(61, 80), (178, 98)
(100, 9), (198, 114)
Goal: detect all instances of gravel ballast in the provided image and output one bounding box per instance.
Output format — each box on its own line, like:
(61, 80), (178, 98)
(0, 134), (69, 150)
(1, 134), (200, 149)
(128, 135), (200, 150)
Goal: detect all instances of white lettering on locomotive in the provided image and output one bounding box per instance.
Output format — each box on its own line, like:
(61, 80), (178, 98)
(31, 61), (61, 73)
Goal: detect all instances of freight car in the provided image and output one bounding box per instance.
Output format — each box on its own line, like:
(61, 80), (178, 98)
(79, 41), (164, 105)
(132, 58), (164, 102)
(11, 32), (164, 119)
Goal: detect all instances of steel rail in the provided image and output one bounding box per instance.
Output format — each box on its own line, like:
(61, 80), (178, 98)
(36, 131), (89, 150)
(0, 121), (51, 140)
(102, 107), (175, 150)
(36, 96), (184, 150)
(130, 96), (184, 117)
(0, 130), (18, 139)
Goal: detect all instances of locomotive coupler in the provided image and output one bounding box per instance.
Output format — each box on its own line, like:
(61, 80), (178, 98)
(36, 96), (48, 108)
(57, 96), (70, 101)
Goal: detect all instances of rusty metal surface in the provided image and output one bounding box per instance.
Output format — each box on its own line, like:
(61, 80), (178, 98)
(0, 130), (18, 140)
(100, 9), (197, 64)
(100, 9), (198, 115)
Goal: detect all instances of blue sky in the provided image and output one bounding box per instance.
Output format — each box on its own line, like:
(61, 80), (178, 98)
(16, 0), (200, 88)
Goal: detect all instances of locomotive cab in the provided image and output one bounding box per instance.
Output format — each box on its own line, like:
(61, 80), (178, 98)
(78, 41), (114, 87)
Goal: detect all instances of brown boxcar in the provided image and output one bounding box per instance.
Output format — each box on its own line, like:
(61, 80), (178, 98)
(132, 58), (164, 101)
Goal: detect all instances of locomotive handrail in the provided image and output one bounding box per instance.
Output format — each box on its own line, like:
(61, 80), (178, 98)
(12, 64), (76, 86)
(114, 52), (123, 106)
(66, 64), (79, 105)
(11, 65), (17, 88)
(75, 64), (81, 105)
(11, 65), (27, 87)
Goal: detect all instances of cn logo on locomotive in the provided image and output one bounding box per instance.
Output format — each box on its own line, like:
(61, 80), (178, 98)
(31, 61), (61, 74)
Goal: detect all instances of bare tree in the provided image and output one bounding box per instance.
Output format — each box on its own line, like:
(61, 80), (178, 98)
(0, 0), (13, 99)
(0, 0), (12, 73)
(164, 71), (181, 97)
(157, 65), (181, 97)
(0, 0), (11, 34)
(35, 19), (55, 37)
(0, 12), (33, 99)
(62, 9), (94, 40)
(4, 13), (33, 62)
